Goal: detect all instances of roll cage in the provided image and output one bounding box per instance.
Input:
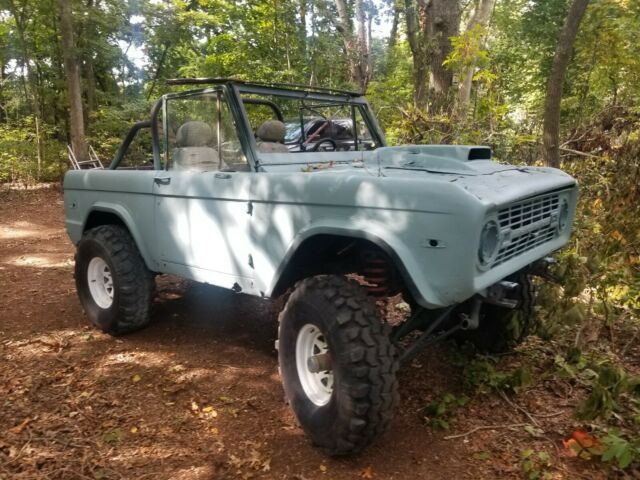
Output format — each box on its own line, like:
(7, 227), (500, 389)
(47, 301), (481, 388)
(109, 78), (387, 172)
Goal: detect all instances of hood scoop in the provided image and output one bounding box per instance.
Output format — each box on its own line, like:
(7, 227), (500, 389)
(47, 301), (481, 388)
(375, 145), (514, 176)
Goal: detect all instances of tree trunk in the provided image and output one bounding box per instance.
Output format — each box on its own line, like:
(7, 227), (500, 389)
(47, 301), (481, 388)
(84, 0), (96, 114)
(388, 0), (400, 48)
(58, 0), (88, 162)
(542, 0), (590, 168)
(334, 0), (370, 92)
(299, 0), (307, 58)
(355, 0), (370, 91)
(427, 0), (461, 113)
(404, 0), (428, 108)
(405, 0), (461, 111)
(456, 0), (496, 118)
(85, 56), (96, 114)
(334, 0), (357, 81)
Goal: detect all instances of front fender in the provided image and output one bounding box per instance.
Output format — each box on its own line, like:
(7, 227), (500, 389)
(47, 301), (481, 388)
(266, 224), (442, 308)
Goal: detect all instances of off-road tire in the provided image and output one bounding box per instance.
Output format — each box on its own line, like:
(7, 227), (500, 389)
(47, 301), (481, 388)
(277, 275), (399, 455)
(458, 273), (536, 353)
(75, 225), (154, 335)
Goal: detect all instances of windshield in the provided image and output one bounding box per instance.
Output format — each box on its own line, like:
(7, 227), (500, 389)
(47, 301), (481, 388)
(284, 121), (301, 143)
(283, 116), (320, 143)
(239, 90), (382, 161)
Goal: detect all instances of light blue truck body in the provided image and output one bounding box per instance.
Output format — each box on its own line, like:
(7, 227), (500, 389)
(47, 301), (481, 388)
(64, 143), (578, 309)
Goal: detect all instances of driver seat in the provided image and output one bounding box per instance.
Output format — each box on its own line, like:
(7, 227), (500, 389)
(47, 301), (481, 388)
(256, 120), (289, 153)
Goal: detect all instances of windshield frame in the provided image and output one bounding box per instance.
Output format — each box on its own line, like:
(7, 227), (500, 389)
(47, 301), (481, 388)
(234, 84), (387, 165)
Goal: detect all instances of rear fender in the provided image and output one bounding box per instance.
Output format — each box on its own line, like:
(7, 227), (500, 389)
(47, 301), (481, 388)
(82, 203), (156, 271)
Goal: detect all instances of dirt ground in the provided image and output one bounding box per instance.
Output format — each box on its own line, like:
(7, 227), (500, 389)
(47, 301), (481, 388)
(0, 186), (620, 479)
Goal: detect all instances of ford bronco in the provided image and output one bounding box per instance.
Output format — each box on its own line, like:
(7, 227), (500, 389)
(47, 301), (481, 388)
(64, 78), (578, 455)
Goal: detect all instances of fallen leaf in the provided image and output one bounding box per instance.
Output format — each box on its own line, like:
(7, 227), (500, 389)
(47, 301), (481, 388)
(131, 374), (141, 383)
(472, 451), (491, 461)
(319, 464), (327, 473)
(360, 466), (374, 478)
(210, 427), (219, 435)
(9, 418), (31, 434)
(102, 429), (124, 444)
(202, 406), (218, 417)
(524, 425), (545, 438)
(610, 230), (626, 243)
(563, 429), (605, 459)
(130, 426), (138, 434)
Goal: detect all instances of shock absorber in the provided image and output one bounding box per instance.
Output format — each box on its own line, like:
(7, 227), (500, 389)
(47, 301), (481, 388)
(361, 250), (393, 296)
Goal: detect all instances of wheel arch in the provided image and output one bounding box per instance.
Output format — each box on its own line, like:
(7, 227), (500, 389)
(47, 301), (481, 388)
(268, 228), (424, 304)
(82, 204), (155, 271)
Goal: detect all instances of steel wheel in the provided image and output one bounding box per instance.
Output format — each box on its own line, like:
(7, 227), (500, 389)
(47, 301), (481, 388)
(295, 324), (334, 406)
(87, 257), (114, 308)
(75, 225), (154, 335)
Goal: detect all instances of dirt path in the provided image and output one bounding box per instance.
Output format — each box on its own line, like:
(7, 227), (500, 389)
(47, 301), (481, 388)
(0, 187), (610, 479)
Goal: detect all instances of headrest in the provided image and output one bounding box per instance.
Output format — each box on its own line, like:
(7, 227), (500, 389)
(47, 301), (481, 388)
(176, 121), (215, 147)
(256, 120), (286, 143)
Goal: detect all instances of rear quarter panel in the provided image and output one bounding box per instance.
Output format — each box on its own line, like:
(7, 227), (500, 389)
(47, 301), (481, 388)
(63, 170), (158, 270)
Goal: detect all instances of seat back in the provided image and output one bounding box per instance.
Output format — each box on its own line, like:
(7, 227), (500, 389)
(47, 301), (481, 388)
(256, 120), (289, 153)
(172, 121), (222, 171)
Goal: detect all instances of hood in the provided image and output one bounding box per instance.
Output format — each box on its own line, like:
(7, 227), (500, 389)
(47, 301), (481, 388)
(374, 145), (513, 176)
(259, 144), (577, 208)
(371, 145), (576, 205)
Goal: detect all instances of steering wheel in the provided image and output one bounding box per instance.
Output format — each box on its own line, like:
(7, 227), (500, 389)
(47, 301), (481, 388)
(311, 139), (337, 152)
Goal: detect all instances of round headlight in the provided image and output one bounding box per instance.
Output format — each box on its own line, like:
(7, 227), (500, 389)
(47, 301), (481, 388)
(478, 220), (500, 266)
(558, 199), (570, 232)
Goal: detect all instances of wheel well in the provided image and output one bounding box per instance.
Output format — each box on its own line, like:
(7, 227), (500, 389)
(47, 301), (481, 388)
(84, 210), (127, 233)
(271, 234), (409, 299)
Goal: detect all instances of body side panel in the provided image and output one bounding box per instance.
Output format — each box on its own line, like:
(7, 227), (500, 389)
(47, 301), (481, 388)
(64, 170), (158, 269)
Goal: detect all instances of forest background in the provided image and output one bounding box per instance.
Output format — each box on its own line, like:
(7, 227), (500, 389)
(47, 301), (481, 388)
(0, 0), (639, 474)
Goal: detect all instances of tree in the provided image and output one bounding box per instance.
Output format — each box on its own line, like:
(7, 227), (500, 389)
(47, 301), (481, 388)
(542, 0), (590, 167)
(404, 0), (461, 111)
(456, 0), (496, 118)
(428, 0), (461, 112)
(57, 0), (88, 162)
(334, 0), (372, 92)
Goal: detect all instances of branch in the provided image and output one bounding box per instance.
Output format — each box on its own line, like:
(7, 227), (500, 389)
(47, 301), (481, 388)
(499, 390), (540, 427)
(444, 422), (529, 440)
(559, 147), (602, 159)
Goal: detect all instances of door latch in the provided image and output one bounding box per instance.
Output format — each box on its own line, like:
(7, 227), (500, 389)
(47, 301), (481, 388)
(154, 177), (171, 185)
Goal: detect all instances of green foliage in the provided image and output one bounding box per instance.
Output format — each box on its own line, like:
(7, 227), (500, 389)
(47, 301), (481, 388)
(450, 348), (533, 394)
(421, 393), (468, 430)
(601, 432), (640, 469)
(0, 117), (65, 183)
(444, 24), (491, 76)
(576, 363), (639, 421)
(521, 448), (553, 480)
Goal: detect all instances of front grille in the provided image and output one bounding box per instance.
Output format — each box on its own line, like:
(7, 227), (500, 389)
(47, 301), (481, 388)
(493, 192), (562, 267)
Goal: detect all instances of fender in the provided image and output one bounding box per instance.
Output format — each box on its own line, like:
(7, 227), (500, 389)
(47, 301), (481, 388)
(83, 202), (156, 271)
(266, 225), (438, 307)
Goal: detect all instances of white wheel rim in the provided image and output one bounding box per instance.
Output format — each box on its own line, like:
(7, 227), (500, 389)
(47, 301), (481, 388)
(295, 324), (334, 406)
(87, 257), (114, 309)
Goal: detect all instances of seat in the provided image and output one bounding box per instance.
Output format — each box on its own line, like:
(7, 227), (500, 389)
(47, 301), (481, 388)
(172, 121), (223, 171)
(256, 120), (289, 153)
